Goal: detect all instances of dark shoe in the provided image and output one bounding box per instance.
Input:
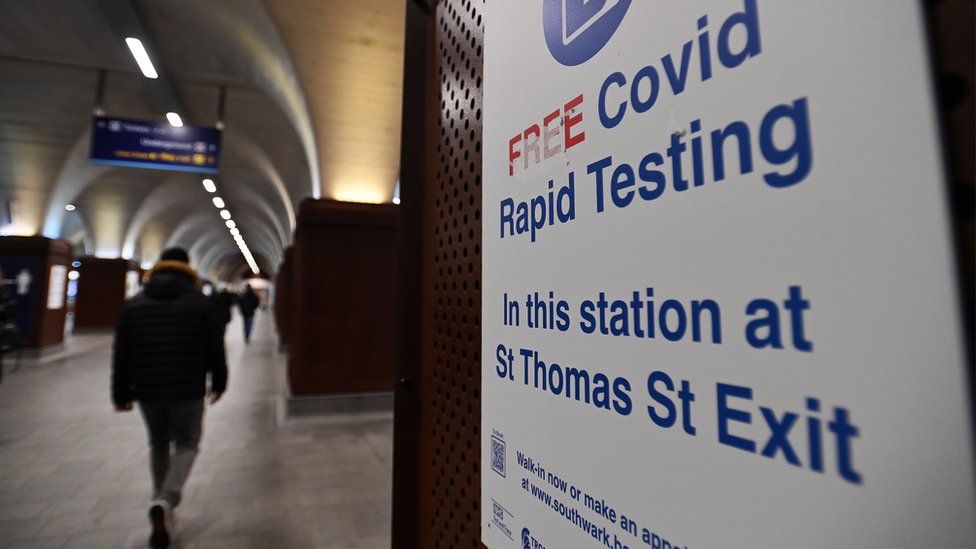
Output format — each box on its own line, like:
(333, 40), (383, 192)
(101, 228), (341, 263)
(148, 500), (171, 548)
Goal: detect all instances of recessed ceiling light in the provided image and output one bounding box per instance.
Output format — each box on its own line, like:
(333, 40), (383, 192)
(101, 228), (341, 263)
(202, 179), (217, 193)
(219, 209), (231, 220)
(230, 227), (240, 236)
(64, 204), (76, 212)
(212, 197), (225, 208)
(225, 220), (236, 229)
(124, 37), (158, 79)
(165, 112), (183, 128)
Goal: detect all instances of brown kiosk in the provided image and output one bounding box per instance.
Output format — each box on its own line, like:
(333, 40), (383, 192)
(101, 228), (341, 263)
(73, 257), (140, 331)
(0, 236), (71, 352)
(283, 199), (398, 411)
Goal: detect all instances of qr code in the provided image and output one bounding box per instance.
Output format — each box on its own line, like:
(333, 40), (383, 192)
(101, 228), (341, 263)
(491, 435), (506, 477)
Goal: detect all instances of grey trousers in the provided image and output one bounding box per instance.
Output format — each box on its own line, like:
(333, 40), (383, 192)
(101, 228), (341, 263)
(138, 399), (204, 507)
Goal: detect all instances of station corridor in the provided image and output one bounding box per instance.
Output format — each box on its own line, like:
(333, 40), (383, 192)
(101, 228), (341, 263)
(0, 1), (972, 547)
(0, 313), (393, 549)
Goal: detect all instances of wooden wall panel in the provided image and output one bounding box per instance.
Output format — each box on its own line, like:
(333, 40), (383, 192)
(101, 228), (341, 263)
(419, 1), (484, 543)
(0, 236), (70, 348)
(289, 199), (399, 395)
(35, 239), (70, 347)
(273, 246), (295, 349)
(392, 0), (435, 544)
(73, 257), (131, 331)
(393, 0), (485, 546)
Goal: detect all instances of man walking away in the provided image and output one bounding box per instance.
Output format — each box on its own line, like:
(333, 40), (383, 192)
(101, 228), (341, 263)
(111, 248), (227, 549)
(238, 284), (260, 343)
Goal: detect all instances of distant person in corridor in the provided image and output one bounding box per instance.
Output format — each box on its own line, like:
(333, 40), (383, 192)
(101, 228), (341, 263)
(238, 284), (260, 343)
(111, 247), (227, 549)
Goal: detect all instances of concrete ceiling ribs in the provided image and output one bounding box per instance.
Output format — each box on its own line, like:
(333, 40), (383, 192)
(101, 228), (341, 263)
(0, 0), (404, 281)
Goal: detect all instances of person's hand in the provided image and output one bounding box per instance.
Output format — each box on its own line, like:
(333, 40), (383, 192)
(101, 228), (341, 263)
(209, 392), (223, 406)
(114, 402), (133, 412)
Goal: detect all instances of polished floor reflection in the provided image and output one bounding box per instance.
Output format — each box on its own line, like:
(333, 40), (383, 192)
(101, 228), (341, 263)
(0, 313), (392, 548)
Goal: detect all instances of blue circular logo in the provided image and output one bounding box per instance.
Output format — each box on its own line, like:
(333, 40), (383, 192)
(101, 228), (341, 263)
(543, 0), (632, 66)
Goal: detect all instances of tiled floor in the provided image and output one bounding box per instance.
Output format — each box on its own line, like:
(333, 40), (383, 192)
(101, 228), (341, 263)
(0, 312), (392, 548)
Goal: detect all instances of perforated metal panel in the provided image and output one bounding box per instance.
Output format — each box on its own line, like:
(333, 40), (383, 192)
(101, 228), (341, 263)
(419, 0), (484, 546)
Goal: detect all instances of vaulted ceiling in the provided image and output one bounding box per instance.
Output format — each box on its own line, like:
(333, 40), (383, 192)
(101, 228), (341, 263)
(0, 0), (404, 280)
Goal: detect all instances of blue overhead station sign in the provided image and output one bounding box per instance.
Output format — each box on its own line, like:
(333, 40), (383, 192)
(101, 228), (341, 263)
(90, 116), (221, 173)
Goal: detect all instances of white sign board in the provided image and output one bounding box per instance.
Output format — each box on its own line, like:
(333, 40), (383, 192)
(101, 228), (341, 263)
(481, 1), (973, 548)
(46, 265), (66, 310)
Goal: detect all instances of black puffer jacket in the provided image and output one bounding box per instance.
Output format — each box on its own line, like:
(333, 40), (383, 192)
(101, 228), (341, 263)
(239, 289), (259, 317)
(112, 261), (227, 405)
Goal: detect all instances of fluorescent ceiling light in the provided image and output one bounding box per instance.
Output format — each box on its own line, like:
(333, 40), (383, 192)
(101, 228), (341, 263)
(166, 112), (183, 128)
(225, 220), (236, 229)
(124, 38), (158, 79)
(202, 179), (216, 193)
(219, 209), (231, 220)
(64, 204), (76, 211)
(239, 244), (259, 274)
(212, 197), (225, 208)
